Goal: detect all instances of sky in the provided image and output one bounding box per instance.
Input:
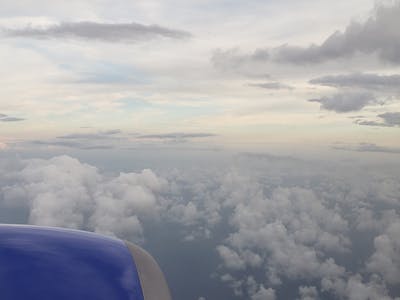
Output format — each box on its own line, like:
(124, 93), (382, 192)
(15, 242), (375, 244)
(0, 1), (400, 299)
(0, 0), (399, 154)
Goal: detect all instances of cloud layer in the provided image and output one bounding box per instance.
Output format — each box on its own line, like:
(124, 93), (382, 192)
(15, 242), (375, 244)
(3, 153), (399, 299)
(24, 130), (217, 150)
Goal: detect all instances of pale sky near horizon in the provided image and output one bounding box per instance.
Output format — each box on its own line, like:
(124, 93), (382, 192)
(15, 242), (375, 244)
(0, 0), (399, 155)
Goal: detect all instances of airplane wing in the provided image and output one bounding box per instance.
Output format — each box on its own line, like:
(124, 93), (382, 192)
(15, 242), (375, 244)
(0, 224), (171, 300)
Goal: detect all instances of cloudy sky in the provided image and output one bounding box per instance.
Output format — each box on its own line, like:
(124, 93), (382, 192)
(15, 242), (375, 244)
(0, 0), (400, 299)
(0, 0), (399, 153)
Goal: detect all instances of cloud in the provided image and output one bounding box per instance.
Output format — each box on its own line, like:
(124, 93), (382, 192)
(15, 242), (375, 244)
(211, 48), (272, 77)
(274, 2), (400, 64)
(25, 130), (218, 150)
(217, 245), (246, 270)
(1, 153), (400, 299)
(356, 112), (400, 127)
(298, 286), (319, 300)
(212, 2), (400, 73)
(57, 129), (122, 140)
(309, 74), (400, 113)
(309, 92), (377, 112)
(249, 82), (293, 90)
(3, 21), (191, 42)
(217, 186), (350, 286)
(251, 285), (276, 300)
(309, 73), (400, 91)
(356, 120), (387, 127)
(31, 140), (115, 150)
(0, 114), (25, 122)
(187, 153), (400, 298)
(379, 112), (400, 126)
(333, 143), (400, 154)
(343, 275), (396, 300)
(367, 220), (400, 285)
(27, 130), (123, 150)
(138, 132), (216, 139)
(1, 155), (167, 242)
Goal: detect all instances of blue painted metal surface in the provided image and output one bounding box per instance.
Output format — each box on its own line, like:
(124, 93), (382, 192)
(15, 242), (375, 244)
(0, 225), (144, 300)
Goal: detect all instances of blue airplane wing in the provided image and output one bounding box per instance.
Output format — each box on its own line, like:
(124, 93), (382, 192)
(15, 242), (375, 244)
(0, 224), (171, 300)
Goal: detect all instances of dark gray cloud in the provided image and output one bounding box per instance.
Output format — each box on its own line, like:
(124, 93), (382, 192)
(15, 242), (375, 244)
(333, 143), (400, 154)
(356, 112), (400, 127)
(3, 21), (191, 42)
(309, 73), (400, 113)
(212, 2), (400, 69)
(249, 82), (293, 90)
(309, 73), (400, 91)
(0, 114), (25, 122)
(273, 2), (400, 64)
(379, 112), (400, 126)
(309, 92), (377, 112)
(138, 133), (216, 139)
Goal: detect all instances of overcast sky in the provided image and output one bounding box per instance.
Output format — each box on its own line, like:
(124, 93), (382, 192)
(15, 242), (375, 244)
(1, 1), (400, 300)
